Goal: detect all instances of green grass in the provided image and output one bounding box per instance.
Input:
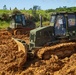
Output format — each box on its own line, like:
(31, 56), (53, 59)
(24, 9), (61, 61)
(35, 21), (50, 27)
(0, 10), (12, 14)
(0, 21), (10, 29)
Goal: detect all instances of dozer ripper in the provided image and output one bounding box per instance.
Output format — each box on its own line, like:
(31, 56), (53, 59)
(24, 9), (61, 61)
(12, 12), (76, 64)
(7, 13), (35, 35)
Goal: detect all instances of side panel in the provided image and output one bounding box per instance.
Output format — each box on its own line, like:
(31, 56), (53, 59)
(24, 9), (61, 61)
(35, 26), (54, 46)
(29, 26), (54, 49)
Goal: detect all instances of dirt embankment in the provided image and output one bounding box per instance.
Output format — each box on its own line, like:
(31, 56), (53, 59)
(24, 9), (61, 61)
(0, 30), (76, 75)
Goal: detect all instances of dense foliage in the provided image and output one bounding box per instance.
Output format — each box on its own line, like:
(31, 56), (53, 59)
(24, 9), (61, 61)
(0, 6), (76, 28)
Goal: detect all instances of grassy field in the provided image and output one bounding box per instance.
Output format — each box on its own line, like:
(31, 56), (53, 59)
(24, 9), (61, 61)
(0, 21), (10, 29)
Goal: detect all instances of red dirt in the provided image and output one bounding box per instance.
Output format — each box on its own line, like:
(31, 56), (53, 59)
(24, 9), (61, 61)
(0, 30), (76, 75)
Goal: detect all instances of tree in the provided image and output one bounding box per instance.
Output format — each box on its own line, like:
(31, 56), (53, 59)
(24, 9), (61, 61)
(23, 8), (25, 10)
(32, 5), (41, 14)
(3, 5), (7, 10)
(1, 13), (10, 21)
(29, 8), (32, 10)
(33, 5), (41, 10)
(14, 7), (18, 10)
(12, 8), (21, 14)
(32, 5), (41, 21)
(10, 7), (11, 10)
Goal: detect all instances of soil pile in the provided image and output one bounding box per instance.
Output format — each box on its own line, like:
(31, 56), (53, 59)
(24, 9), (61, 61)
(17, 54), (76, 75)
(0, 30), (28, 75)
(0, 30), (76, 75)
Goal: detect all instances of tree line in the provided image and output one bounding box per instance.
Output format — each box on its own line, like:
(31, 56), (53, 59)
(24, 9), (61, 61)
(1, 5), (76, 23)
(46, 6), (76, 12)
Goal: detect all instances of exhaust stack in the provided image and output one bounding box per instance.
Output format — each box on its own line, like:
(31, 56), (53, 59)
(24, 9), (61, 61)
(40, 15), (42, 27)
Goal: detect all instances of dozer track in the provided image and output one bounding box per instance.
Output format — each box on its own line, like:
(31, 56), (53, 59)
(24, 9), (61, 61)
(37, 42), (76, 60)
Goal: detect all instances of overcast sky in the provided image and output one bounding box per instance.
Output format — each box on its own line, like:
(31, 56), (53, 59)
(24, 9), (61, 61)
(0, 0), (76, 10)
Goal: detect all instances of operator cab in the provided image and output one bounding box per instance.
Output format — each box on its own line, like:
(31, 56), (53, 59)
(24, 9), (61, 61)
(51, 12), (76, 38)
(14, 14), (26, 26)
(10, 13), (26, 29)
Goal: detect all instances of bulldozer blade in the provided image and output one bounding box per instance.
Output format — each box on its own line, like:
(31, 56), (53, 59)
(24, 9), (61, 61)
(12, 37), (27, 56)
(12, 37), (28, 66)
(12, 37), (27, 53)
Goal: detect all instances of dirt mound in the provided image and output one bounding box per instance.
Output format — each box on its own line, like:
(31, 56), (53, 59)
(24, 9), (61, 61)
(0, 30), (76, 75)
(16, 54), (76, 75)
(0, 30), (27, 75)
(54, 54), (76, 75)
(18, 55), (63, 75)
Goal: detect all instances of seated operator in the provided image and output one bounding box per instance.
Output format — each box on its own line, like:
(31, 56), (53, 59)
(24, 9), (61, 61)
(55, 15), (66, 36)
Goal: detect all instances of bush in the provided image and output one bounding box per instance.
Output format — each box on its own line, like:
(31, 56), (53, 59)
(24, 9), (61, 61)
(36, 21), (50, 27)
(42, 21), (50, 26)
(1, 13), (10, 21)
(0, 21), (10, 29)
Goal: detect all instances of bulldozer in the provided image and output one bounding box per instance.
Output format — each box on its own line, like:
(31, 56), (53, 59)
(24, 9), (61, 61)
(7, 13), (35, 35)
(12, 12), (76, 64)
